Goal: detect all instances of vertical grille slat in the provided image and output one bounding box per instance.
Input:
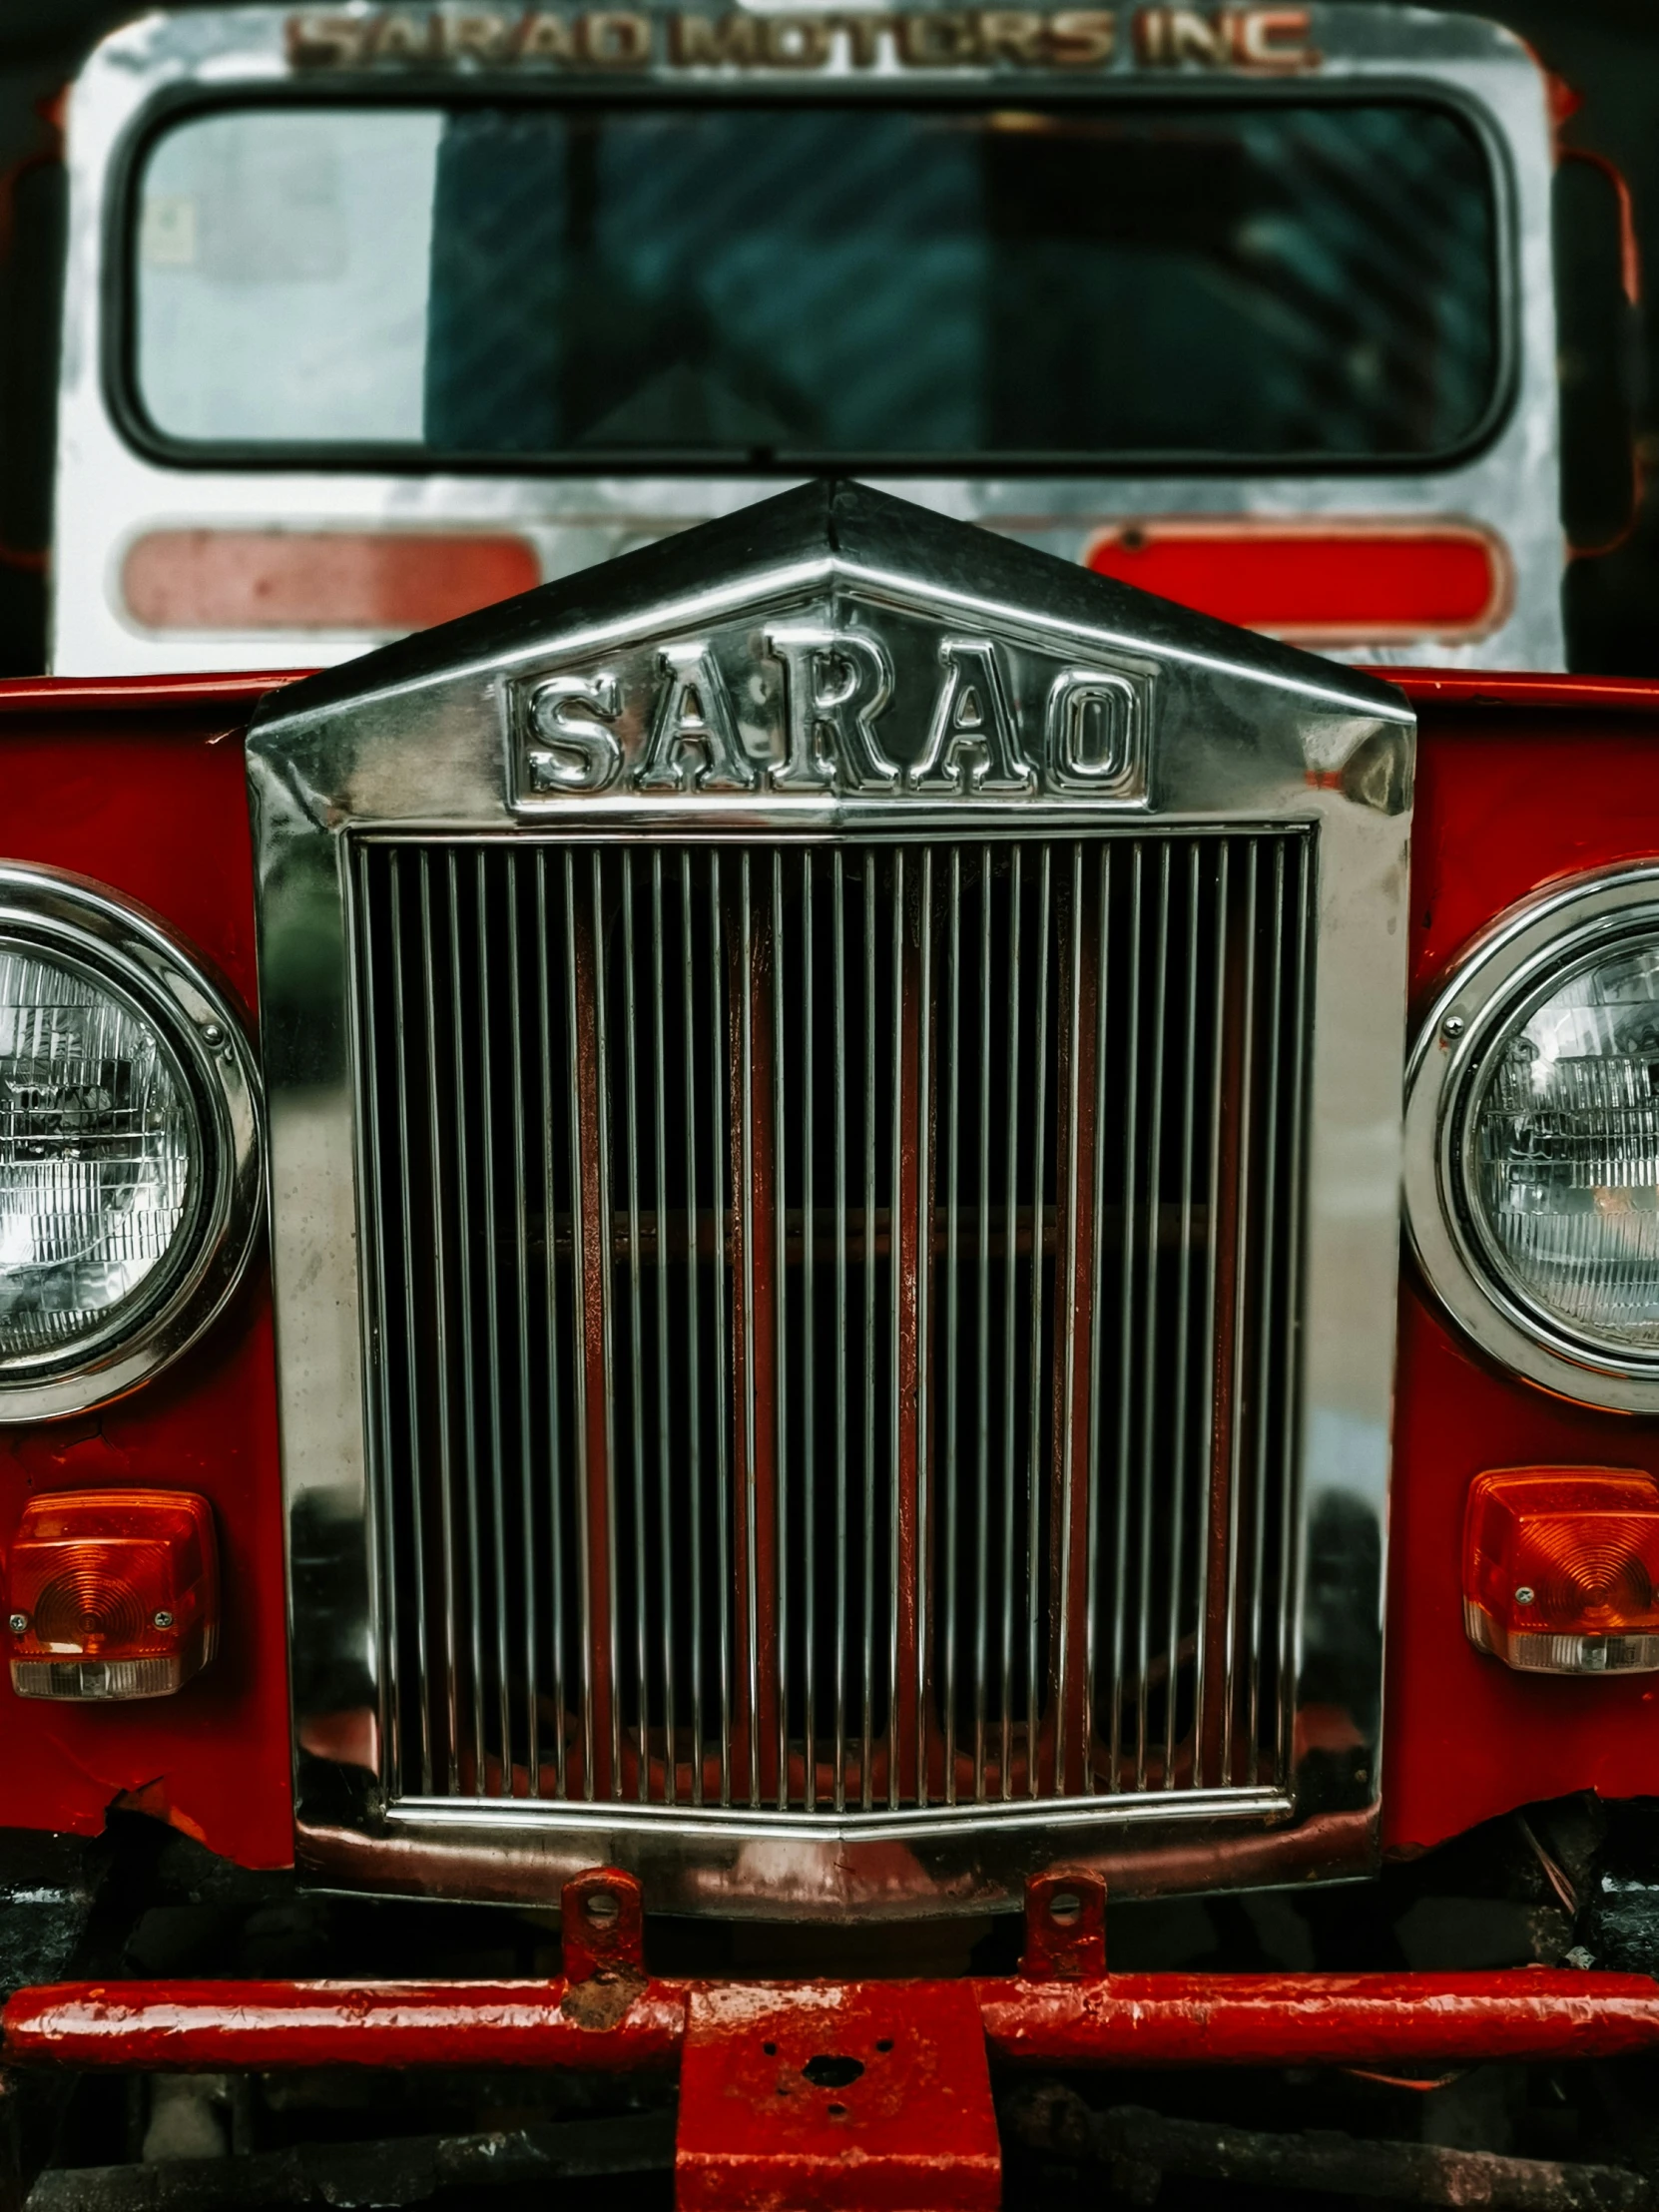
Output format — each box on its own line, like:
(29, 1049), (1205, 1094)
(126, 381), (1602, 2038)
(1221, 839), (1259, 1790)
(831, 847), (848, 1815)
(1107, 843), (1140, 1795)
(1164, 843), (1202, 1790)
(1081, 840), (1112, 1798)
(801, 848), (818, 1813)
(1136, 845), (1171, 1792)
(1023, 846), (1050, 1802)
(650, 851), (675, 1808)
(999, 846), (1022, 1804)
(356, 832), (1314, 1818)
(534, 850), (568, 1803)
(505, 854), (540, 1801)
(942, 848), (962, 1807)
(1277, 849), (1316, 1793)
(620, 852), (647, 1805)
(1192, 840), (1229, 1791)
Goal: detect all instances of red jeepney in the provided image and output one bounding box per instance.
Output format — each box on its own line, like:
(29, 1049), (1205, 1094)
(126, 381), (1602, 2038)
(0, 4), (1656, 2205)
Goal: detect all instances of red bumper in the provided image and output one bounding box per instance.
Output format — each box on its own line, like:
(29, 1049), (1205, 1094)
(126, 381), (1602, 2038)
(11, 1873), (1656, 2209)
(9, 1967), (1659, 2074)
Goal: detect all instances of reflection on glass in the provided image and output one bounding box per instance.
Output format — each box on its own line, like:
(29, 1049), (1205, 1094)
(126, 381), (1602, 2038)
(1474, 934), (1659, 1348)
(137, 100), (1498, 463)
(0, 951), (192, 1358)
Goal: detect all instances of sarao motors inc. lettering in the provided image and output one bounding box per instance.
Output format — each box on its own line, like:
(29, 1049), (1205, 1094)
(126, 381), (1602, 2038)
(509, 622), (1150, 808)
(286, 7), (1322, 72)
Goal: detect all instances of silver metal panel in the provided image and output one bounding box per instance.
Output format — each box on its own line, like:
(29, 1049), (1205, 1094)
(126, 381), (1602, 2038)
(55, 3), (1562, 678)
(251, 478), (1412, 1914)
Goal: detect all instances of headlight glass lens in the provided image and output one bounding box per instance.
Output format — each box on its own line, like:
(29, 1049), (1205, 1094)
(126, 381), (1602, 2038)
(0, 947), (195, 1361)
(1471, 929), (1659, 1350)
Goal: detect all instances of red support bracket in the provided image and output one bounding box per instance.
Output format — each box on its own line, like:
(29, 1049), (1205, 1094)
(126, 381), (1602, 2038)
(1020, 1869), (1107, 1981)
(561, 1866), (645, 1984)
(675, 1981), (1001, 2211)
(560, 1867), (650, 2031)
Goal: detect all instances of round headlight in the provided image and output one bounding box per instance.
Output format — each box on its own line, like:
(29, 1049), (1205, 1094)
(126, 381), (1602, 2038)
(0, 867), (262, 1420)
(1405, 863), (1659, 1411)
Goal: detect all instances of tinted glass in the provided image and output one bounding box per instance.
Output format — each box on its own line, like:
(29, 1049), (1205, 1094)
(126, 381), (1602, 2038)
(135, 101), (1500, 464)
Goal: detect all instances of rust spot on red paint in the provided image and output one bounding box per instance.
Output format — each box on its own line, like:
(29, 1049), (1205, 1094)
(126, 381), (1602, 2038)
(560, 1964), (652, 2031)
(676, 1981), (1001, 2211)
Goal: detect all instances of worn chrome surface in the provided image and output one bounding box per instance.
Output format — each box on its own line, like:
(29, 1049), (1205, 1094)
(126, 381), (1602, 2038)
(0, 864), (265, 1421)
(55, 2), (1562, 678)
(251, 480), (1411, 1913)
(1405, 863), (1659, 1415)
(354, 831), (1311, 1819)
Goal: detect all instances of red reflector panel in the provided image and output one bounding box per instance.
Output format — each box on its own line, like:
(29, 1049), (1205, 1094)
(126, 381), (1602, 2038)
(6, 1490), (219, 1701)
(1084, 522), (1509, 644)
(123, 530), (541, 634)
(1463, 1467), (1659, 1676)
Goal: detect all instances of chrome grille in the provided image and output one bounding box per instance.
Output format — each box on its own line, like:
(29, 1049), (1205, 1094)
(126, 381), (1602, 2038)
(353, 832), (1314, 1816)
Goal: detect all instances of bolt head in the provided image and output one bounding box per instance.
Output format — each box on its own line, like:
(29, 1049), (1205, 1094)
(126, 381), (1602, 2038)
(7, 1613), (26, 1635)
(1514, 1585), (1535, 1606)
(1442, 1014), (1466, 1040)
(152, 1609), (175, 1630)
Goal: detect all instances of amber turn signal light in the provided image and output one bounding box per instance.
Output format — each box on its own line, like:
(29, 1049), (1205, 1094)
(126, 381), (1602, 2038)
(1464, 1467), (1659, 1676)
(5, 1490), (219, 1701)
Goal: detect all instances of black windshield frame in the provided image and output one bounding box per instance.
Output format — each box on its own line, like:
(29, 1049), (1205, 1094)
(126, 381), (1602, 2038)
(108, 79), (1519, 478)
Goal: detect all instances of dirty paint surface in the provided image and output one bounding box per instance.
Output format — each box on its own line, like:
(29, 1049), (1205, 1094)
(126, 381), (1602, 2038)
(1388, 674), (1659, 1856)
(0, 677), (296, 1870)
(676, 1980), (1001, 2210)
(12, 1968), (1659, 2074)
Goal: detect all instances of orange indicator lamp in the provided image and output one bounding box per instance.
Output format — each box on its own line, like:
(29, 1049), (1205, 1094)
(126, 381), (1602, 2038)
(6, 1490), (219, 1701)
(1464, 1467), (1659, 1676)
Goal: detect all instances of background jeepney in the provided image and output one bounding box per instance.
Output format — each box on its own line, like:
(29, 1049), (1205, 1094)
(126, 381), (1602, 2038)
(42, 2), (1583, 677)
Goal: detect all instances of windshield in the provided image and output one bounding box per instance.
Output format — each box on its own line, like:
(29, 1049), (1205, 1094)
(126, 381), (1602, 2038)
(131, 99), (1500, 467)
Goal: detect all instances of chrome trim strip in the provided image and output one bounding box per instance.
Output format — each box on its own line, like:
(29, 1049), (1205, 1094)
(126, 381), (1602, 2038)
(1405, 861), (1659, 1414)
(385, 1784), (1291, 1841)
(0, 862), (263, 1422)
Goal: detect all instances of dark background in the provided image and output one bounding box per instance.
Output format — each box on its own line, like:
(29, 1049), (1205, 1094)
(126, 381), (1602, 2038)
(2, 0), (1657, 677)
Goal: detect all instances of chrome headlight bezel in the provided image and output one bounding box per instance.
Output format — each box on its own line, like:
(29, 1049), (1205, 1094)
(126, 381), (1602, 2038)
(0, 864), (264, 1422)
(1404, 861), (1659, 1413)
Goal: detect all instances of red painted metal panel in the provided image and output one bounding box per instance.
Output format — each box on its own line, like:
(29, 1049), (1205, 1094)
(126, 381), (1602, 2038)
(975, 1970), (1659, 2066)
(0, 678), (293, 1867)
(1, 1979), (686, 2071)
(12, 665), (1659, 1882)
(0, 674), (307, 714)
(676, 1981), (1001, 2211)
(1386, 677), (1659, 1855)
(1020, 1870), (1107, 1981)
(11, 1970), (1659, 2074)
(1390, 671), (1659, 715)
(1085, 524), (1509, 643)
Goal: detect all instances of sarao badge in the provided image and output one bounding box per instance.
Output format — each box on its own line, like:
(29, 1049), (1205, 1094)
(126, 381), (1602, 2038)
(507, 602), (1153, 811)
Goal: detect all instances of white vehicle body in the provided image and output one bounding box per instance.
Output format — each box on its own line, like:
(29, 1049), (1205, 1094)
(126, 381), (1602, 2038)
(52, 2), (1564, 676)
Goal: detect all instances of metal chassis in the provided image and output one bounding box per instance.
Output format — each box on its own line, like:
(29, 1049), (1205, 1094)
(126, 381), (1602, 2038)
(10, 1869), (1659, 2209)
